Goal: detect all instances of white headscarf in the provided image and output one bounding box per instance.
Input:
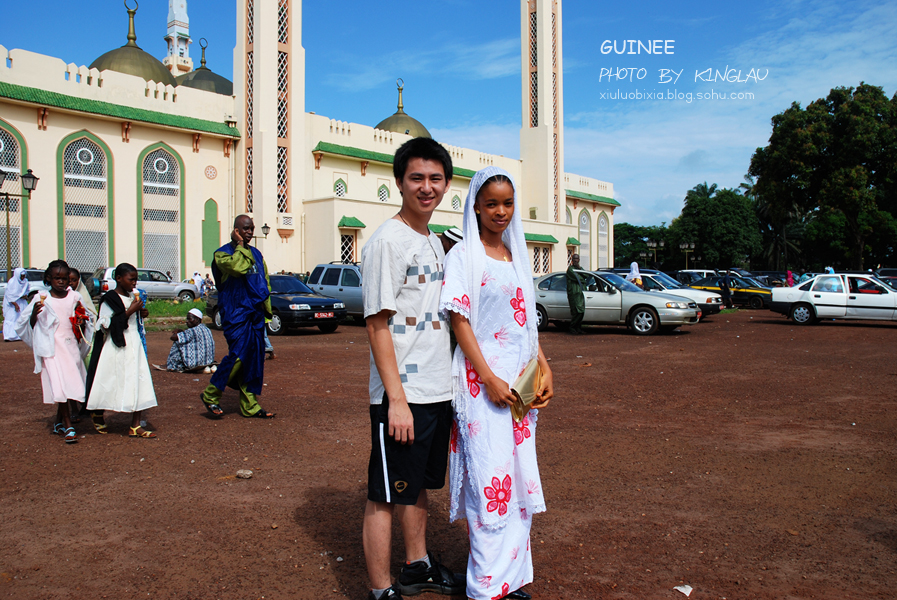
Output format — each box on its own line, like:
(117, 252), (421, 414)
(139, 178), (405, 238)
(5, 268), (29, 305)
(626, 261), (641, 282)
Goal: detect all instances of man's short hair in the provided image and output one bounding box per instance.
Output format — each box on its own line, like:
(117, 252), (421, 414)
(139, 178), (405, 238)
(234, 214), (252, 228)
(393, 138), (453, 182)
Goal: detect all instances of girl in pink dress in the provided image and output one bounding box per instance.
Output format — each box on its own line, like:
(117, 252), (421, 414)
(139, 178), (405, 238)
(17, 260), (92, 444)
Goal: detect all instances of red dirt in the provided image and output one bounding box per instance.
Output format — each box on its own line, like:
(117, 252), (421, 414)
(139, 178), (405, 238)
(1, 310), (896, 600)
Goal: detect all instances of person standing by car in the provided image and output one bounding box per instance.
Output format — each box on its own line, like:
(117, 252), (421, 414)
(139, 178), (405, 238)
(199, 215), (275, 419)
(565, 254), (587, 335)
(3, 267), (30, 341)
(719, 272), (733, 309)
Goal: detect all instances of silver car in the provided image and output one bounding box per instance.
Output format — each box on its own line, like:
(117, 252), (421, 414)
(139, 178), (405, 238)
(92, 268), (199, 301)
(307, 263), (363, 318)
(534, 270), (700, 335)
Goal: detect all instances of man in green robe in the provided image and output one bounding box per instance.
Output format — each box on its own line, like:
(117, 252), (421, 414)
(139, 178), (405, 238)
(566, 253), (586, 335)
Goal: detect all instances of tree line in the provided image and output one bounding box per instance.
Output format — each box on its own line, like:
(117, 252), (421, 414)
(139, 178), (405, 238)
(614, 83), (897, 271)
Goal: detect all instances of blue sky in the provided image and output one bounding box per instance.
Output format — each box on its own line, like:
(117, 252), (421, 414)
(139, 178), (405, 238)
(3, 0), (896, 226)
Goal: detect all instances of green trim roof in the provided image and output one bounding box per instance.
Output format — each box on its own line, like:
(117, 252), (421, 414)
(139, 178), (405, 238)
(565, 188), (620, 207)
(428, 224), (454, 234)
(0, 81), (240, 138)
(337, 215), (366, 229)
(312, 142), (475, 179)
(566, 237), (581, 246)
(524, 233), (559, 244)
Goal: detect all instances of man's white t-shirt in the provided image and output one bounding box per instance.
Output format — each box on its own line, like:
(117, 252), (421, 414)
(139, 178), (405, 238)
(361, 219), (452, 405)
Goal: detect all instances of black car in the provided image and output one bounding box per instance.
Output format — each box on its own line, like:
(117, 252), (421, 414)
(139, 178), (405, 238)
(206, 274), (347, 335)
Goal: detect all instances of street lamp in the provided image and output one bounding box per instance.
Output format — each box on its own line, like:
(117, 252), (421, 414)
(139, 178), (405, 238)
(679, 242), (695, 269)
(639, 251), (647, 266)
(252, 222), (271, 246)
(646, 239), (664, 263)
(0, 168), (39, 280)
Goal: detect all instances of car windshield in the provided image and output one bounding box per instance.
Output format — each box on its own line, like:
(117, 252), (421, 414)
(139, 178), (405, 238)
(601, 272), (643, 292)
(653, 272), (685, 288)
(270, 276), (313, 295)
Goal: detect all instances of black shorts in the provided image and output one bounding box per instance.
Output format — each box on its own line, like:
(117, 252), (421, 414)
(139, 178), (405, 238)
(368, 394), (452, 505)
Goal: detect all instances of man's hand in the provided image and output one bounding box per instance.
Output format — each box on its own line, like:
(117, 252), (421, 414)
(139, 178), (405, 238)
(231, 227), (244, 247)
(388, 396), (414, 444)
(170, 330), (181, 342)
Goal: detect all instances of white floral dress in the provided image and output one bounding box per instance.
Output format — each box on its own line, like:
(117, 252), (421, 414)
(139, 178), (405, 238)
(441, 246), (545, 600)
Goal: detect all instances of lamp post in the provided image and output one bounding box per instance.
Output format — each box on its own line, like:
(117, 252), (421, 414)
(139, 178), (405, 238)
(639, 251), (647, 266)
(0, 168), (39, 280)
(252, 222), (271, 247)
(679, 242), (695, 269)
(646, 240), (664, 263)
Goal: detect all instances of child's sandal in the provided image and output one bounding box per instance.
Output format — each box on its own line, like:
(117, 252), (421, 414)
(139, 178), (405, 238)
(64, 427), (78, 444)
(91, 413), (108, 434)
(52, 422), (65, 435)
(129, 426), (157, 439)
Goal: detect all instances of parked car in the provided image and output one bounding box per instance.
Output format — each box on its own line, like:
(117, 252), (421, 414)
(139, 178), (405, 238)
(0, 268), (50, 303)
(769, 273), (897, 324)
(667, 269), (716, 285)
(534, 270), (700, 335)
(690, 275), (773, 309)
(878, 276), (897, 291)
(876, 268), (897, 278)
(92, 268), (199, 301)
(206, 274), (347, 335)
(607, 268), (723, 318)
(306, 262), (363, 317)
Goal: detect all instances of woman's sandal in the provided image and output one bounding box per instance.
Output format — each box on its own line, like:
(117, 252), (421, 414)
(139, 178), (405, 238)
(64, 427), (78, 444)
(129, 426), (157, 439)
(92, 413), (108, 435)
(248, 408), (276, 419)
(52, 422), (65, 435)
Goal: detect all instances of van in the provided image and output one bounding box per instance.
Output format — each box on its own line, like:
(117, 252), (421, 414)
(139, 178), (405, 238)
(307, 263), (363, 317)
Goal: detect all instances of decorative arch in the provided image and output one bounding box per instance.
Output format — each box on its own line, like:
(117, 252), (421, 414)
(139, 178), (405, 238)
(565, 206), (572, 225)
(377, 184), (390, 202)
(0, 118), (29, 268)
(597, 210), (610, 268)
(578, 209), (591, 270)
(333, 178), (347, 197)
(201, 198), (220, 267)
(137, 142), (186, 279)
(451, 195), (461, 211)
(56, 129), (114, 270)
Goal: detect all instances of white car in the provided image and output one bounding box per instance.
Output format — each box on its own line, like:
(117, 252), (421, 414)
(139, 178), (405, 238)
(769, 273), (897, 324)
(637, 272), (723, 318)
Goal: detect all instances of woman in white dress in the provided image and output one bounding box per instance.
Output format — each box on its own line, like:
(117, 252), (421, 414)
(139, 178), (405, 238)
(3, 267), (30, 341)
(440, 167), (553, 600)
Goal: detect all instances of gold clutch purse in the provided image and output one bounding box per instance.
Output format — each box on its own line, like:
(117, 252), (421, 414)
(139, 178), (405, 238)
(510, 358), (543, 423)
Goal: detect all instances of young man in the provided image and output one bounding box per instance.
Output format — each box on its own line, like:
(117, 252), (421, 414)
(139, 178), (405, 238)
(361, 138), (465, 600)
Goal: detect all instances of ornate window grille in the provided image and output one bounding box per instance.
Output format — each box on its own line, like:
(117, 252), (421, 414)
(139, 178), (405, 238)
(567, 247), (573, 266)
(246, 52), (254, 139)
(340, 234), (355, 264)
(529, 12), (538, 67)
(551, 12), (557, 68)
(277, 52), (288, 138)
(531, 246), (551, 276)
(246, 147), (253, 212)
(247, 0), (254, 45)
(552, 71), (558, 129)
(378, 185), (389, 202)
(598, 215), (609, 268)
(578, 212), (591, 270)
(277, 0), (288, 43)
(553, 133), (559, 222)
(142, 149), (180, 279)
(530, 73), (538, 128)
(0, 128), (22, 270)
(452, 195), (461, 211)
(62, 138), (108, 272)
(276, 147), (288, 212)
(334, 179), (347, 198)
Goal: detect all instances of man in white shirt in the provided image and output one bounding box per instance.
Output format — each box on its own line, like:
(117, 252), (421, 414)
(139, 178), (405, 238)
(361, 138), (465, 600)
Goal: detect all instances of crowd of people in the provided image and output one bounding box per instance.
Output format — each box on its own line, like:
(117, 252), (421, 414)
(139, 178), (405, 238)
(6, 138), (552, 600)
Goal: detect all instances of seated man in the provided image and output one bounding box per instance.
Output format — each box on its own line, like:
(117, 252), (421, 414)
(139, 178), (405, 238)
(166, 308), (216, 372)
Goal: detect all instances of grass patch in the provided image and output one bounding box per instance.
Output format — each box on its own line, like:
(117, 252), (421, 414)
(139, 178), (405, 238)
(146, 299), (206, 318)
(720, 308), (740, 314)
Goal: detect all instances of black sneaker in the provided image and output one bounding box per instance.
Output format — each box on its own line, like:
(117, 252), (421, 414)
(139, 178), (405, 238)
(368, 585), (403, 600)
(396, 553), (465, 596)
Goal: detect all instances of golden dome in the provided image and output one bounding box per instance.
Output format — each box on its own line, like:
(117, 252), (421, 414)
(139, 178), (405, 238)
(374, 80), (431, 138)
(89, 2), (178, 87)
(176, 40), (233, 96)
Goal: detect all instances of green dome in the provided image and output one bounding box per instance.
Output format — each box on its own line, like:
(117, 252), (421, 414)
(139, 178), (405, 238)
(89, 4), (178, 87)
(374, 81), (431, 138)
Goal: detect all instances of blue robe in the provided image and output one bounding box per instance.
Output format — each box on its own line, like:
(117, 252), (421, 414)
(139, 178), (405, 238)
(208, 243), (270, 395)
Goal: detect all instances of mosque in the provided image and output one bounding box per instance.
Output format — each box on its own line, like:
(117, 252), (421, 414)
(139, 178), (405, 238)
(0, 0), (617, 281)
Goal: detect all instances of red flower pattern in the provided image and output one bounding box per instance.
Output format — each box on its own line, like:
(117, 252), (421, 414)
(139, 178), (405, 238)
(450, 420), (459, 453)
(491, 583), (510, 600)
(452, 294), (471, 314)
(513, 416), (531, 446)
(510, 288), (526, 326)
(466, 359), (483, 397)
(493, 325), (510, 348)
(484, 474), (512, 516)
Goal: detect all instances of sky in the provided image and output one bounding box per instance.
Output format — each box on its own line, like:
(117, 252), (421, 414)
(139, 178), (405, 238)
(2, 0), (896, 226)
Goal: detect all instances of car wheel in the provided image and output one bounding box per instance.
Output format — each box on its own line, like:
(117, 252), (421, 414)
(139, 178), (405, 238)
(536, 305), (549, 332)
(790, 303), (816, 325)
(629, 306), (659, 335)
(267, 313), (284, 335)
(179, 291), (195, 302)
(212, 309), (222, 330)
(318, 323), (338, 334)
(749, 295), (764, 309)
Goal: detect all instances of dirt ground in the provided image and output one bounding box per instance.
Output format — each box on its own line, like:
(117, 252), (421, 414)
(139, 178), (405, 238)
(1, 310), (896, 600)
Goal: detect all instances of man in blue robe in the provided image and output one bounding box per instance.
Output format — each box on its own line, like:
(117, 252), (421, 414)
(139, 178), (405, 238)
(200, 215), (276, 418)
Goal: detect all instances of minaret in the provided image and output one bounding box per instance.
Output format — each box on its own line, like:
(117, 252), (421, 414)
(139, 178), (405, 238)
(163, 0), (193, 76)
(519, 0), (564, 225)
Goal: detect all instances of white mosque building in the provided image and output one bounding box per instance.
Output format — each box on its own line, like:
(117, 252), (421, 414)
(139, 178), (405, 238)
(0, 0), (617, 282)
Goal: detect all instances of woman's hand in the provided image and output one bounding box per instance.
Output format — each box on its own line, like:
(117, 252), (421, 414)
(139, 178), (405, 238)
(532, 367), (553, 409)
(484, 374), (516, 409)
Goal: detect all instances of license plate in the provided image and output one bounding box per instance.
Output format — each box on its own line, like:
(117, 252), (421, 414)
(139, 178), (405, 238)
(315, 312), (334, 319)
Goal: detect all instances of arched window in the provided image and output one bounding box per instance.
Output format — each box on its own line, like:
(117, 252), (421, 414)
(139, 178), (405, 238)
(378, 185), (389, 202)
(598, 212), (609, 268)
(62, 136), (110, 272)
(452, 195), (461, 211)
(578, 211), (591, 270)
(141, 146), (182, 279)
(565, 206), (572, 225)
(334, 179), (347, 198)
(0, 125), (24, 270)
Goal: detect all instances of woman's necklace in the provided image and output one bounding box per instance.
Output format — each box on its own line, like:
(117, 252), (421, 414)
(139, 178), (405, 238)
(482, 238), (510, 262)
